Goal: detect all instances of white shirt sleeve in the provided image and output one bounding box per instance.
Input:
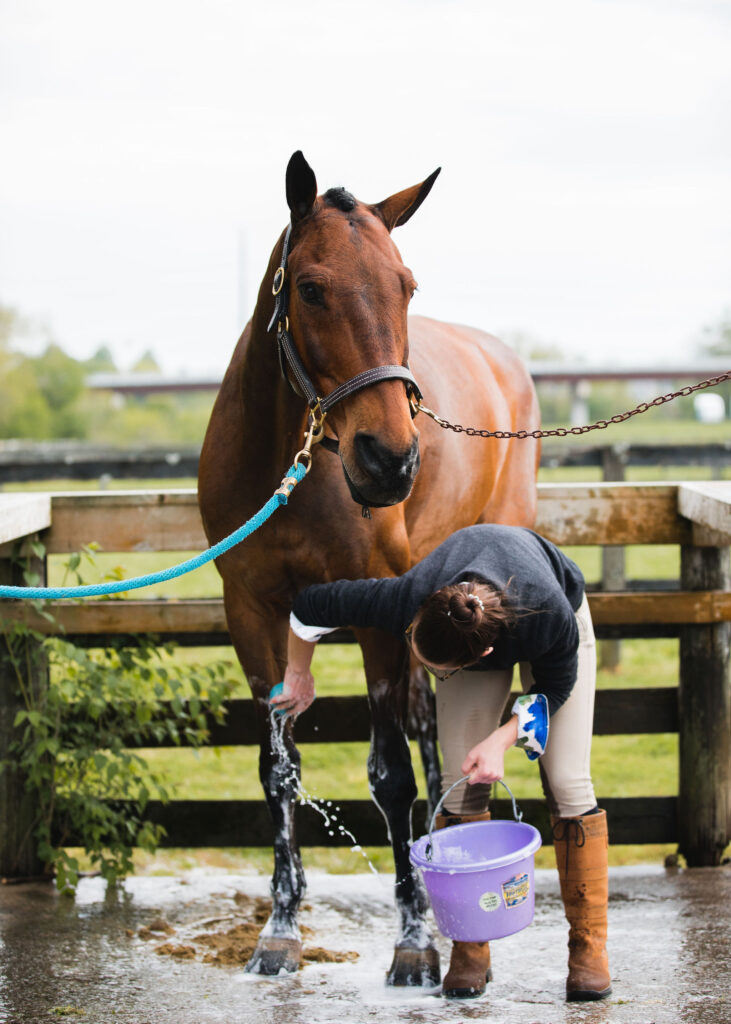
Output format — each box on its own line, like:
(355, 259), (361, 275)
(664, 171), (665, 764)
(289, 610), (339, 643)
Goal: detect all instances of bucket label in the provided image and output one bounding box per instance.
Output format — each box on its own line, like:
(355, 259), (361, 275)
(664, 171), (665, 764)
(478, 891), (501, 913)
(501, 871), (530, 908)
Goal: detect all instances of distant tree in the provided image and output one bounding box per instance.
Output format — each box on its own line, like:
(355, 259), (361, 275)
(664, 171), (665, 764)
(696, 310), (731, 358)
(131, 349), (161, 373)
(0, 307), (53, 437)
(0, 305), (31, 351)
(499, 331), (576, 424)
(695, 311), (730, 412)
(84, 345), (117, 373)
(499, 330), (568, 363)
(33, 345), (85, 411)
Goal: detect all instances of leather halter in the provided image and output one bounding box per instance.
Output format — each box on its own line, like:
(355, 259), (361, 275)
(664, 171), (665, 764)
(267, 224), (422, 452)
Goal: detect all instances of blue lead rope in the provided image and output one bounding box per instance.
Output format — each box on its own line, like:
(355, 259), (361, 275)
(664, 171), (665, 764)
(0, 463), (307, 601)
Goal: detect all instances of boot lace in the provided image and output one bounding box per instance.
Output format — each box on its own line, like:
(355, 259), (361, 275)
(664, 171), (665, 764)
(552, 818), (586, 872)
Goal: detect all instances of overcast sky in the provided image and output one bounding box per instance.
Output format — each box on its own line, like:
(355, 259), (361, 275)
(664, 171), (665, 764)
(2, 0), (729, 374)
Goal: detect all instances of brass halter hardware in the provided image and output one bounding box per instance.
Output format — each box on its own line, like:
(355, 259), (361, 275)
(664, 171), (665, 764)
(272, 267), (285, 296)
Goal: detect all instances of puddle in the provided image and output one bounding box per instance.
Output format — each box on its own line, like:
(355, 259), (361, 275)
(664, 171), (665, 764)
(0, 866), (729, 1023)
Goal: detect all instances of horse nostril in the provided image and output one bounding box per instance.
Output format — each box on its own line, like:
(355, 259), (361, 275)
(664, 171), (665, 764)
(353, 433), (420, 481)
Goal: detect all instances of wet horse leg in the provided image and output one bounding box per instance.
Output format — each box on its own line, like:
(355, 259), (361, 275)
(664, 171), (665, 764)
(249, 688), (306, 974)
(407, 662), (442, 820)
(358, 629), (440, 987)
(226, 601), (305, 975)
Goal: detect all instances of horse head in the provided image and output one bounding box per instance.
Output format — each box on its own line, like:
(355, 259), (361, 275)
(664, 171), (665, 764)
(273, 151), (440, 508)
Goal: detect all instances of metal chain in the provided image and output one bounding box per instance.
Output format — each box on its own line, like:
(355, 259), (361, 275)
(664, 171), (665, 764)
(416, 371), (731, 440)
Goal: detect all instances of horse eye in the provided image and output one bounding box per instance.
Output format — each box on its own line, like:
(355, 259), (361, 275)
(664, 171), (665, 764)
(298, 282), (323, 306)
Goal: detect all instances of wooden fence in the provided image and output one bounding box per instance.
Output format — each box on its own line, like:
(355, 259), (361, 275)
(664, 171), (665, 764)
(0, 440), (729, 485)
(1, 481), (729, 876)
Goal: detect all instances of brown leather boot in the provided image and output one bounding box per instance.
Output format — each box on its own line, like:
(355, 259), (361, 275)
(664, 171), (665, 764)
(552, 809), (612, 1001)
(435, 809), (493, 999)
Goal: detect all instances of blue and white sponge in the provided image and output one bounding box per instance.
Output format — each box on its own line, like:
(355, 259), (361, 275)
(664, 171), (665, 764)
(512, 693), (549, 760)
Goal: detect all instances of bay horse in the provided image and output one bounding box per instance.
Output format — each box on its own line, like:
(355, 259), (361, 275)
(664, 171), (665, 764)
(198, 151), (540, 984)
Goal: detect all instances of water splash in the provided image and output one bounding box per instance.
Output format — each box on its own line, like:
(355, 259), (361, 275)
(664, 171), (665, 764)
(268, 704), (382, 877)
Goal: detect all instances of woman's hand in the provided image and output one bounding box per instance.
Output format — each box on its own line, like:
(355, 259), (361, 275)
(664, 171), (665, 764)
(461, 715), (519, 785)
(270, 627), (318, 717)
(272, 665), (316, 716)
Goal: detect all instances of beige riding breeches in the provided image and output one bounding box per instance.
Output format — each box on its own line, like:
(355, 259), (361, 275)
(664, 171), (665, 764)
(435, 595), (597, 819)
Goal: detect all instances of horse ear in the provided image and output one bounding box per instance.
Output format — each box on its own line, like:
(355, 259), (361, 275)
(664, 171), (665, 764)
(286, 151), (318, 223)
(373, 168), (441, 232)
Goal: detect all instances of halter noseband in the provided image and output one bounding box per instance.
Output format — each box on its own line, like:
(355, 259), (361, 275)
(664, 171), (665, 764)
(267, 224), (422, 451)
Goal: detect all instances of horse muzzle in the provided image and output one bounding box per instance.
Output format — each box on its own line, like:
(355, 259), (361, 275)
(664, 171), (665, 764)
(342, 432), (421, 507)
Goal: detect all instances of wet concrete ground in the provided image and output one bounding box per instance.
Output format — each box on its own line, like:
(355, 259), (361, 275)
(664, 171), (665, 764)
(1, 864), (729, 1024)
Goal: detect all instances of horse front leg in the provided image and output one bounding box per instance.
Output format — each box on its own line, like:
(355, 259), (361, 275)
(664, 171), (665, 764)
(358, 629), (441, 988)
(227, 601), (305, 976)
(407, 661), (442, 820)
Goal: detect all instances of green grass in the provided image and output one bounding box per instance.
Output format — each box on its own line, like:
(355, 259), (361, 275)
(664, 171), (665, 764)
(117, 632), (687, 874)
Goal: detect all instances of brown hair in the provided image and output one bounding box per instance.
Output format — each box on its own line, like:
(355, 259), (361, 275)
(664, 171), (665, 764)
(411, 581), (516, 667)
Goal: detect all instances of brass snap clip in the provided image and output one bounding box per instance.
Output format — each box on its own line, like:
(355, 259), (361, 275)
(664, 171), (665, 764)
(292, 403), (327, 475)
(409, 392), (422, 418)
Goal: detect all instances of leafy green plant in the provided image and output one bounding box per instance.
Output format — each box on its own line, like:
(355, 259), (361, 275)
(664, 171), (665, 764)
(1, 543), (235, 893)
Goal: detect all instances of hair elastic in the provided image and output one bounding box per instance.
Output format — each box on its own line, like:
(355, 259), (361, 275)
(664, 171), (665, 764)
(456, 581), (485, 612)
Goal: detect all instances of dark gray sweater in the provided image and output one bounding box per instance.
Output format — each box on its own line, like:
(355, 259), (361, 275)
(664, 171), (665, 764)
(292, 525), (586, 715)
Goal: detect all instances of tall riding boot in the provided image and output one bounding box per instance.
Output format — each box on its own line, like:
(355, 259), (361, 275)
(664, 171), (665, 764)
(436, 809), (493, 999)
(552, 809), (612, 1001)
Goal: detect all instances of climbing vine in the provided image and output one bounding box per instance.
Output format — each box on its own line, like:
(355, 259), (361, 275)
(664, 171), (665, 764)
(0, 544), (235, 893)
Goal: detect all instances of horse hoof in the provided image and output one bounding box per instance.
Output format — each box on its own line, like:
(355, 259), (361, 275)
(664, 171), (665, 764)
(386, 946), (441, 987)
(244, 937), (302, 975)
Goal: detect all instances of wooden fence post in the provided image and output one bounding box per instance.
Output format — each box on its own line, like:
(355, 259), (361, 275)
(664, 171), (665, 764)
(0, 543), (47, 879)
(600, 445), (628, 671)
(678, 541), (731, 866)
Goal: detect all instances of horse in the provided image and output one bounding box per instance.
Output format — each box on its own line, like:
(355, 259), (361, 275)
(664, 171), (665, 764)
(198, 151), (540, 984)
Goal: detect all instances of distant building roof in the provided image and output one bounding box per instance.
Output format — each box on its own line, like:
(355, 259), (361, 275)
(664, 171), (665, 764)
(86, 364), (729, 394)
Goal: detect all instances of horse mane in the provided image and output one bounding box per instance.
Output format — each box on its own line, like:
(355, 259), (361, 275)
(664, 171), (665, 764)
(323, 187), (356, 212)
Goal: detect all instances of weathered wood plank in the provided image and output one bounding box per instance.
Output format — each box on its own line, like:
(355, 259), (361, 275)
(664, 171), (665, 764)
(45, 491), (206, 553)
(72, 795), (675, 848)
(2, 598), (229, 635)
(0, 494), (51, 547)
(0, 623), (689, 647)
(2, 440), (727, 483)
(55, 688), (677, 750)
(31, 483), (693, 554)
(535, 483), (690, 545)
(0, 551), (47, 878)
(0, 442), (200, 484)
(4, 590), (727, 637)
(678, 482), (731, 538)
(541, 442), (731, 470)
(678, 544), (731, 866)
(590, 590), (731, 624)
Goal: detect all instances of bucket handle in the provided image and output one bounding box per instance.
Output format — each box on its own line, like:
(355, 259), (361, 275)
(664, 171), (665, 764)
(424, 775), (523, 862)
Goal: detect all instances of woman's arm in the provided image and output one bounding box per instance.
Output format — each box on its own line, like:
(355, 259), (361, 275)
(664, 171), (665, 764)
(461, 714), (519, 785)
(270, 628), (318, 716)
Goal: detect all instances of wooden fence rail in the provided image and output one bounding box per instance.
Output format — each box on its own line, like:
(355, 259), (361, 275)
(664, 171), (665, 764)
(0, 440), (728, 485)
(1, 481), (729, 873)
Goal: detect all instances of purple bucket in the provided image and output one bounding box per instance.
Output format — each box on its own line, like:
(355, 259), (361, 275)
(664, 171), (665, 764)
(410, 782), (542, 941)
